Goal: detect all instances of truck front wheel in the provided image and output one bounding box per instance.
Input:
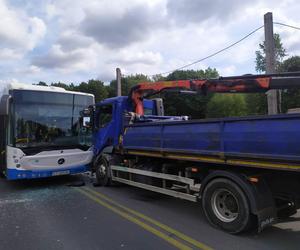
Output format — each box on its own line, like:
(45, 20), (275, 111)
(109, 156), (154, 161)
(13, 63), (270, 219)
(94, 157), (112, 187)
(202, 178), (254, 234)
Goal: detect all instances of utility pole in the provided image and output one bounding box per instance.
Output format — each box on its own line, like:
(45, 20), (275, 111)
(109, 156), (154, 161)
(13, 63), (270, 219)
(116, 68), (121, 96)
(264, 12), (278, 115)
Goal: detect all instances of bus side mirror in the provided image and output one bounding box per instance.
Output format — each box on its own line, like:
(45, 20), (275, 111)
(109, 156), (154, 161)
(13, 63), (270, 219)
(0, 95), (11, 115)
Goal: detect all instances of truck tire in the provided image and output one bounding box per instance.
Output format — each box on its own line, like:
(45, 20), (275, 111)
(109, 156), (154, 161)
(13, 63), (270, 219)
(94, 157), (112, 187)
(202, 178), (254, 234)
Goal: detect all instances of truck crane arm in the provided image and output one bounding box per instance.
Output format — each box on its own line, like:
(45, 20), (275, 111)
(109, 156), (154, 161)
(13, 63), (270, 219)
(129, 72), (300, 115)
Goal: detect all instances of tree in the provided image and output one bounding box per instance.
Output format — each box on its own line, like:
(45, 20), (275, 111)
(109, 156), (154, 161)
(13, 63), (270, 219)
(255, 33), (287, 72)
(74, 79), (108, 102)
(244, 93), (267, 115)
(109, 74), (150, 97)
(152, 74), (165, 82)
(165, 68), (218, 81)
(51, 82), (72, 90)
(35, 81), (47, 86)
(279, 56), (300, 112)
(206, 94), (248, 118)
(161, 69), (219, 119)
(247, 33), (287, 116)
(279, 56), (300, 72)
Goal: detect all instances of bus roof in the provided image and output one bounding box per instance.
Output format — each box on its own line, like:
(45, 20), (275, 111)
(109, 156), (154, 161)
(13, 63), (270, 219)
(1, 82), (94, 97)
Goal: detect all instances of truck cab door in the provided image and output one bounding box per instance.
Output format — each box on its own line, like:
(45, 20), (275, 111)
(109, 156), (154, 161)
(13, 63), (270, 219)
(94, 103), (114, 154)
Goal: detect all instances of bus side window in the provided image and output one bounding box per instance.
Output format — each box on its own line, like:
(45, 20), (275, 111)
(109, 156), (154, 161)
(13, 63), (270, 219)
(98, 105), (113, 128)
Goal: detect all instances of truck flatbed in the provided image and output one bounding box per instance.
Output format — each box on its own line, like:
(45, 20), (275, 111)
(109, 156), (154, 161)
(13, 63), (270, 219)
(123, 113), (300, 172)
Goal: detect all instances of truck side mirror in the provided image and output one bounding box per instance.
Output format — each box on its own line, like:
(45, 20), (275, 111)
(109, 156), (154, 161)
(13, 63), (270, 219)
(80, 106), (94, 128)
(83, 117), (91, 127)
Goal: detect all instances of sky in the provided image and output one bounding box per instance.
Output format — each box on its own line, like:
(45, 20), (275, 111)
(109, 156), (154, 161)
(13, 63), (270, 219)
(0, 0), (300, 86)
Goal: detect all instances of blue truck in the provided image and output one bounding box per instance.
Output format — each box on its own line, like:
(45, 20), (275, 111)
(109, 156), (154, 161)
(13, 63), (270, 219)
(84, 73), (300, 234)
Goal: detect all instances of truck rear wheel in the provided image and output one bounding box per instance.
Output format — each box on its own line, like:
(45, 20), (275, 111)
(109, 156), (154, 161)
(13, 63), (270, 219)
(94, 157), (112, 187)
(202, 178), (254, 234)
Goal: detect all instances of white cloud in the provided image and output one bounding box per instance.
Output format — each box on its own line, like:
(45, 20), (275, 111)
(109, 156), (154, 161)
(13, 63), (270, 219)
(80, 2), (165, 48)
(32, 44), (98, 73)
(110, 50), (163, 65)
(0, 0), (300, 84)
(0, 48), (22, 60)
(218, 65), (237, 76)
(45, 3), (59, 20)
(57, 30), (94, 51)
(0, 0), (46, 59)
(14, 65), (41, 75)
(166, 0), (257, 25)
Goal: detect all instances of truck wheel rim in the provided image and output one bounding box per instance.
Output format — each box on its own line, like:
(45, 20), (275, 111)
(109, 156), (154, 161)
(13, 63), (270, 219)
(211, 188), (239, 223)
(97, 163), (106, 178)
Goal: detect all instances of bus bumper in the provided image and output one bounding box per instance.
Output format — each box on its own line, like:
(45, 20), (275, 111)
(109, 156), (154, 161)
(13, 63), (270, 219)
(5, 165), (90, 180)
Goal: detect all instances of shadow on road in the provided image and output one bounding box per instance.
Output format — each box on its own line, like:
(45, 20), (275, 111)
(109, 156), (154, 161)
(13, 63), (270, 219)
(92, 184), (300, 250)
(0, 173), (88, 193)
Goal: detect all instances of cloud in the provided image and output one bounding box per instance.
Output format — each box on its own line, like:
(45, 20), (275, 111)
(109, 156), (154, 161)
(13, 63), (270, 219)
(14, 65), (41, 75)
(109, 50), (163, 65)
(1, 0), (300, 85)
(31, 44), (96, 72)
(80, 4), (164, 48)
(0, 0), (46, 59)
(166, 0), (256, 25)
(0, 48), (22, 60)
(57, 30), (94, 51)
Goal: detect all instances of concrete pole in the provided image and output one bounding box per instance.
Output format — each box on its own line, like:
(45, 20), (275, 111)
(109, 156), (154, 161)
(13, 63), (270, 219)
(116, 68), (121, 96)
(264, 12), (278, 115)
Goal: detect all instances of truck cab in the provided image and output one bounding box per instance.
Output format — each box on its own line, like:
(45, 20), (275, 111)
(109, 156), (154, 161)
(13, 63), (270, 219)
(92, 96), (162, 156)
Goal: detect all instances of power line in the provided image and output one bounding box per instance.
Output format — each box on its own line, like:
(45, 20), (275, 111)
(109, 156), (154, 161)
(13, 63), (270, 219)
(273, 22), (300, 31)
(151, 25), (264, 77)
(122, 21), (299, 78)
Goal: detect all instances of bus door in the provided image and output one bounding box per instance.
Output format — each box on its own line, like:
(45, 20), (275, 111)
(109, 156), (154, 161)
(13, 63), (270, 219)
(0, 95), (11, 174)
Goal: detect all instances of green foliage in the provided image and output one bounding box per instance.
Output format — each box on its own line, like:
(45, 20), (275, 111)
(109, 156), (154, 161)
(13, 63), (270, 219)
(206, 94), (248, 118)
(165, 68), (219, 80)
(109, 74), (150, 97)
(51, 82), (73, 90)
(36, 79), (109, 103)
(162, 69), (219, 119)
(250, 33), (287, 116)
(279, 56), (300, 72)
(162, 92), (213, 119)
(152, 74), (165, 82)
(73, 79), (108, 103)
(244, 93), (267, 115)
(250, 55), (300, 115)
(255, 33), (287, 72)
(35, 81), (47, 86)
(279, 56), (300, 112)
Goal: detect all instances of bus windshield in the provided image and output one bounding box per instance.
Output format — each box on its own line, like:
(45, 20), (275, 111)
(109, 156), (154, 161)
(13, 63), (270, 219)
(12, 90), (93, 150)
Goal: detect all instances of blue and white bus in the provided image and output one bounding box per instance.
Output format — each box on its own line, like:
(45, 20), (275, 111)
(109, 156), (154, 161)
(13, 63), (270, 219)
(0, 83), (94, 180)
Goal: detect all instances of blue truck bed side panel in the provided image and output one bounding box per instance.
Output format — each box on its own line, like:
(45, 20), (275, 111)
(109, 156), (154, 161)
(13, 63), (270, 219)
(122, 114), (300, 162)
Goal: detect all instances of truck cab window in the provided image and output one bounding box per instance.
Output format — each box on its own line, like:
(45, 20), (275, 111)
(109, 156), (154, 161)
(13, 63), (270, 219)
(98, 104), (113, 128)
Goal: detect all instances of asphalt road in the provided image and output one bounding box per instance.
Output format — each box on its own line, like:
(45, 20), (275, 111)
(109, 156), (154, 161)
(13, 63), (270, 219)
(0, 174), (299, 250)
